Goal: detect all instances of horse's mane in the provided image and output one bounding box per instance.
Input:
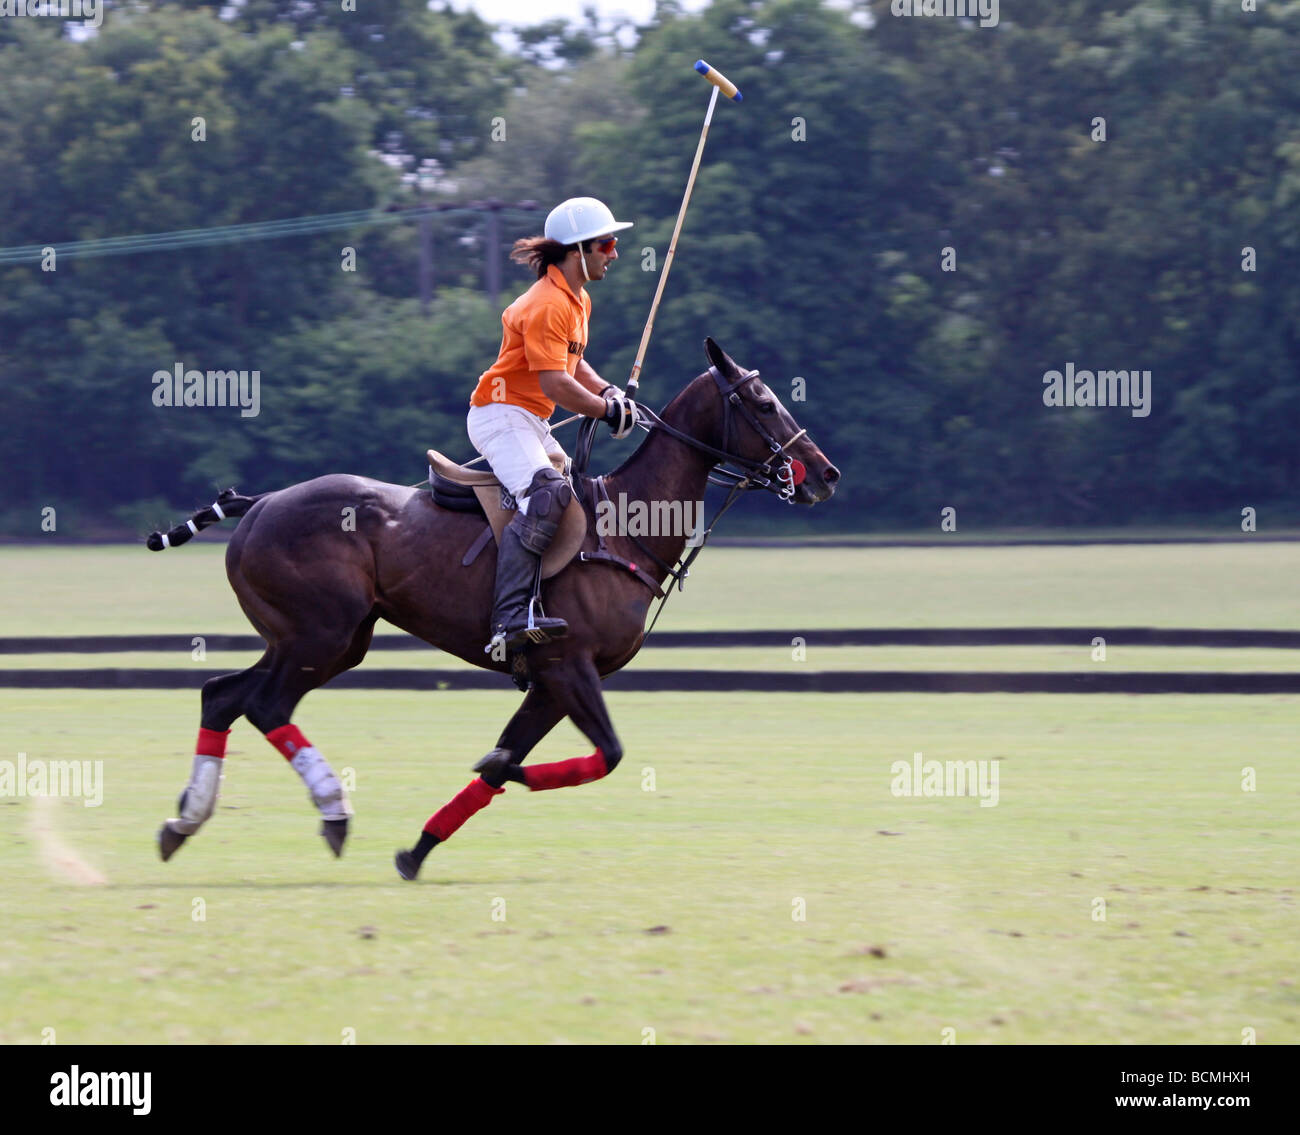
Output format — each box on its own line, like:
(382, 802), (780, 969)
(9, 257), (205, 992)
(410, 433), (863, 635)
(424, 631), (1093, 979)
(603, 369), (714, 482)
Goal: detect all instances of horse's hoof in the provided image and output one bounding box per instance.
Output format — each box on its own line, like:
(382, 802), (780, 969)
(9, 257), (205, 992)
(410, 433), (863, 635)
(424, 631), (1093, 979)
(321, 818), (348, 858)
(394, 849), (420, 881)
(158, 823), (187, 862)
(473, 748), (520, 786)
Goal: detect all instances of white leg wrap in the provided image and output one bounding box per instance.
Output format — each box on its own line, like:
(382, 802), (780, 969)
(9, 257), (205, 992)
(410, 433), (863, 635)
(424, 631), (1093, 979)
(290, 746), (352, 821)
(169, 754), (224, 835)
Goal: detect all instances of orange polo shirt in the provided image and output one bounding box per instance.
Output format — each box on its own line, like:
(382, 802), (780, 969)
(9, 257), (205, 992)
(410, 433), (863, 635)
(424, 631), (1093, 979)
(470, 264), (591, 418)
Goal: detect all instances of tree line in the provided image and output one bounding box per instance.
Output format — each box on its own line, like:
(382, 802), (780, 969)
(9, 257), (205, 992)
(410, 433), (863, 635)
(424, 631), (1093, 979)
(1, 0), (1297, 536)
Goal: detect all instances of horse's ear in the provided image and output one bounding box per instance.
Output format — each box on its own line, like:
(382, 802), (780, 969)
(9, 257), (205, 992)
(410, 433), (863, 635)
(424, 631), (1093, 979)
(704, 337), (735, 376)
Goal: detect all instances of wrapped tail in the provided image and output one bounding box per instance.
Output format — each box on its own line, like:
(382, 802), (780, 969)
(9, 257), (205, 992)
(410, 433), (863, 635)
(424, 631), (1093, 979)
(147, 488), (266, 551)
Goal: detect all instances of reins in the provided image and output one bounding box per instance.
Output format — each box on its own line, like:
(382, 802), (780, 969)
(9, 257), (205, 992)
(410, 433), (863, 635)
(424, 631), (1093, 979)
(634, 367), (807, 501)
(606, 366), (808, 640)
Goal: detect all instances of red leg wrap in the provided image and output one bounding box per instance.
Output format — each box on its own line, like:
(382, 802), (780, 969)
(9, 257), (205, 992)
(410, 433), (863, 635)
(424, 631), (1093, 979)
(523, 748), (609, 791)
(196, 728), (230, 759)
(424, 777), (506, 842)
(266, 723), (310, 761)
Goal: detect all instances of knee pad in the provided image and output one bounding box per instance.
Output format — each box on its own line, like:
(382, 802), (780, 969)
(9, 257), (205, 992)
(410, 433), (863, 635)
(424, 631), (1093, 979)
(522, 467), (573, 522)
(514, 510), (559, 555)
(514, 468), (572, 554)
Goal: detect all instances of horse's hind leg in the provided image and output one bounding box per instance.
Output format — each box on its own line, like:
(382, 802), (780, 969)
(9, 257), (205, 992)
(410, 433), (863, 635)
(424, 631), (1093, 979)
(394, 683), (568, 881)
(199, 648), (273, 731)
(241, 625), (376, 858)
(160, 620), (375, 863)
(158, 650), (274, 862)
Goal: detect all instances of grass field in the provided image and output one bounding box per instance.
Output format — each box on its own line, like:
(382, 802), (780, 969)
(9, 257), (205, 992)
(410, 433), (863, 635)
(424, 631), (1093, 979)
(2, 690), (1296, 1044)
(1, 540), (1296, 634)
(1, 543), (1297, 1044)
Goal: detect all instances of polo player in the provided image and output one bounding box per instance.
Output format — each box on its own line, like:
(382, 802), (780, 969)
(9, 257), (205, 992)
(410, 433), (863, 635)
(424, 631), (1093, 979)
(467, 196), (640, 653)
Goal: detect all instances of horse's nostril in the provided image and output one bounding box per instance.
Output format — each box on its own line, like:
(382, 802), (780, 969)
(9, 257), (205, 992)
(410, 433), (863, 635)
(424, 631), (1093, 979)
(823, 464), (841, 485)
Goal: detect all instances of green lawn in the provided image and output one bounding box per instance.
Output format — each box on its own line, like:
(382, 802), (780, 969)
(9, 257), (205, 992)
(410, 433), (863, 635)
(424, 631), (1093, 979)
(1, 690), (1295, 1044)
(1, 541), (1297, 635)
(2, 540), (1296, 1044)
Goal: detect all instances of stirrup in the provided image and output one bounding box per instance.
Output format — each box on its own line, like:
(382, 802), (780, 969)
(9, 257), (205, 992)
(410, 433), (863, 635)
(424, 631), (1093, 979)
(521, 595), (562, 644)
(483, 618), (564, 657)
(485, 539), (556, 655)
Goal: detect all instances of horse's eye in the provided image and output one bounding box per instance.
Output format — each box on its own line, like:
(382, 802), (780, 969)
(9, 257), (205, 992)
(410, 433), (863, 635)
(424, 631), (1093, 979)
(758, 401), (776, 414)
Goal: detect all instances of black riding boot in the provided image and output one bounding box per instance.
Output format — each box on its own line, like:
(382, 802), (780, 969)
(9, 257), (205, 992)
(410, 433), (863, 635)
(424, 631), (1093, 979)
(486, 467), (574, 652)
(486, 516), (568, 651)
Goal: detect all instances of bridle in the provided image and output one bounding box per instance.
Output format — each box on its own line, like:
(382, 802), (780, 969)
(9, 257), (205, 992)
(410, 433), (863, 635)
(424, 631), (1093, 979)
(634, 366), (808, 503)
(572, 365), (813, 638)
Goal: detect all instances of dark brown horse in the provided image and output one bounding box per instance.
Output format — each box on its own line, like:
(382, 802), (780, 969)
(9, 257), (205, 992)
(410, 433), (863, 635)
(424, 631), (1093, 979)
(151, 338), (838, 874)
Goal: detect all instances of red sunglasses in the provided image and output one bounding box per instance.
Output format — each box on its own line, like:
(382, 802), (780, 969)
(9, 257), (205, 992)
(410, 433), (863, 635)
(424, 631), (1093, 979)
(591, 236), (618, 253)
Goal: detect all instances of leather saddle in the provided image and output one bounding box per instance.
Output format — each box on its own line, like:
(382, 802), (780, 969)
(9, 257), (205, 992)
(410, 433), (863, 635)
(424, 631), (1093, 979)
(426, 448), (587, 580)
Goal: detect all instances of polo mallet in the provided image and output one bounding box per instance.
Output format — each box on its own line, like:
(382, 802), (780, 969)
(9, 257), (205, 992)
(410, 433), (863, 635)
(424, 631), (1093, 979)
(626, 60), (743, 401)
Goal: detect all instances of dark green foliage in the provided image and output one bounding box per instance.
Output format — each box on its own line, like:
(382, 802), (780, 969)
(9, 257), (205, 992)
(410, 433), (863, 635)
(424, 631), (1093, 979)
(1, 0), (1296, 533)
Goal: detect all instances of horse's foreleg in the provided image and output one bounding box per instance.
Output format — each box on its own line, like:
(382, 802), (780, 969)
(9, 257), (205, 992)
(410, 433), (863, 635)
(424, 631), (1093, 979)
(394, 683), (567, 881)
(485, 654), (623, 792)
(477, 678), (579, 782)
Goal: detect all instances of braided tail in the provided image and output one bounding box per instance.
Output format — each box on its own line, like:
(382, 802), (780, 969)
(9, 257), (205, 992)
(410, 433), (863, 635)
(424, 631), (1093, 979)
(146, 487), (267, 551)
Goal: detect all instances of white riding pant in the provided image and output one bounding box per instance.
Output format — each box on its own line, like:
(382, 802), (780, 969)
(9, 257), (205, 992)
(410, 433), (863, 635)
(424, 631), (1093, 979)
(466, 403), (567, 516)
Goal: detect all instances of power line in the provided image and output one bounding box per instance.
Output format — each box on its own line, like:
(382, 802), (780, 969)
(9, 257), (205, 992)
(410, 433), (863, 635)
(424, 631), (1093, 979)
(0, 201), (542, 265)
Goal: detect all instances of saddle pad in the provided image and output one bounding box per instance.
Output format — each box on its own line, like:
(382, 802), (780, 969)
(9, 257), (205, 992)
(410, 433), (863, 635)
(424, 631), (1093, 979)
(472, 482), (587, 581)
(424, 448), (582, 580)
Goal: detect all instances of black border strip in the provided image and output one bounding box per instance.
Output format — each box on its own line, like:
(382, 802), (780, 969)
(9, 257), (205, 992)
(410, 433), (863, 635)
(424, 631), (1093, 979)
(3, 669), (1299, 693)
(2, 628), (1299, 652)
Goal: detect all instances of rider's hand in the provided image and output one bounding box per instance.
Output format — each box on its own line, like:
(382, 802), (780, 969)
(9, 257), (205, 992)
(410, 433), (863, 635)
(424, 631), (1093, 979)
(601, 386), (639, 439)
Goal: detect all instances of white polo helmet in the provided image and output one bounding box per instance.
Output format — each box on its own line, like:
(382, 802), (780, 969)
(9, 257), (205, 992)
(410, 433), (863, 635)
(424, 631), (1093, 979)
(545, 197), (634, 246)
